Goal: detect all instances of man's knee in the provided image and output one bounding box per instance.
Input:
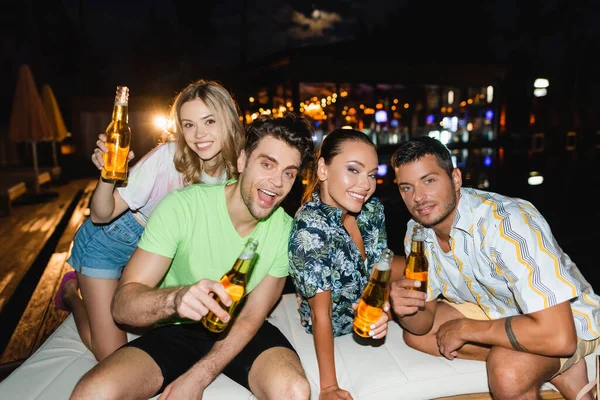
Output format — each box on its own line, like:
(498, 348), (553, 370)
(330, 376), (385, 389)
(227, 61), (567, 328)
(249, 347), (310, 399)
(71, 369), (118, 400)
(403, 329), (419, 349)
(403, 329), (433, 354)
(278, 374), (311, 400)
(486, 347), (541, 400)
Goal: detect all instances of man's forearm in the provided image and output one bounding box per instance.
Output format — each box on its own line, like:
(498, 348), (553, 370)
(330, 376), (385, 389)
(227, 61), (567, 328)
(112, 282), (182, 327)
(459, 314), (577, 357)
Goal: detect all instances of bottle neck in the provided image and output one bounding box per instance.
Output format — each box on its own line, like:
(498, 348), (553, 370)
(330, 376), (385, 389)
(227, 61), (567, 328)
(232, 254), (255, 275)
(112, 104), (128, 122)
(371, 267), (390, 283)
(411, 239), (424, 253)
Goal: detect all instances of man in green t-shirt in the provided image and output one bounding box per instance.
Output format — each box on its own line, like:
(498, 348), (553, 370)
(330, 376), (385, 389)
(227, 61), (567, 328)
(71, 113), (315, 400)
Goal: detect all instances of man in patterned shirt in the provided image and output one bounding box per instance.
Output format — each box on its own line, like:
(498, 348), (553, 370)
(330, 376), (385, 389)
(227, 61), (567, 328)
(389, 136), (599, 400)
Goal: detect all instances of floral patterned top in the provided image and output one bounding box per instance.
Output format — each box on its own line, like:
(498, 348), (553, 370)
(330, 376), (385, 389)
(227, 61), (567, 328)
(288, 192), (387, 337)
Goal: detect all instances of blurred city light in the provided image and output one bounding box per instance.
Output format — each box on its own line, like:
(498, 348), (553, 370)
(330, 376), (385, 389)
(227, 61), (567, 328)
(154, 115), (168, 130)
(528, 171), (544, 186)
(374, 110), (388, 123)
(486, 85), (494, 103)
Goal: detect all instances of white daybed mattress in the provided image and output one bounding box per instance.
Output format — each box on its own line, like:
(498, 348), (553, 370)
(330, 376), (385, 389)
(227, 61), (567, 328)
(1, 293), (597, 400)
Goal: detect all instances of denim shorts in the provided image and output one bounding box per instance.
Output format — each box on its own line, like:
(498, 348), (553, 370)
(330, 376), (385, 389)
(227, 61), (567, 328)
(67, 211), (144, 279)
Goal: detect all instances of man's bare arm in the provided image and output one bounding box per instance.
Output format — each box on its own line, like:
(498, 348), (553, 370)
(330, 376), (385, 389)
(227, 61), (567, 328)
(441, 300), (577, 358)
(112, 248), (231, 327)
(184, 275), (286, 388)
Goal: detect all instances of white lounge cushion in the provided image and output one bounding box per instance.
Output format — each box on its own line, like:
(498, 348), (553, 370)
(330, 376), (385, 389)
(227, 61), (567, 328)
(1, 293), (598, 399)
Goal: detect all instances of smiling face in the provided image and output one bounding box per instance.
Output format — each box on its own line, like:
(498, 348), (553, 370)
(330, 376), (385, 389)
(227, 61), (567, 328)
(237, 135), (301, 220)
(394, 154), (462, 231)
(179, 98), (223, 162)
(318, 140), (379, 215)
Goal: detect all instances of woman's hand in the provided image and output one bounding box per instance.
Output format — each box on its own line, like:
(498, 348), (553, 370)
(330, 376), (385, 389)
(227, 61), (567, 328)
(320, 385), (353, 400)
(352, 301), (390, 339)
(91, 133), (135, 170)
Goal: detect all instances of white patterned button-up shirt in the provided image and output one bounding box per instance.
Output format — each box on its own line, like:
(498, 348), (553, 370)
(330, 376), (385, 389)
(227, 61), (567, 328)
(404, 187), (600, 340)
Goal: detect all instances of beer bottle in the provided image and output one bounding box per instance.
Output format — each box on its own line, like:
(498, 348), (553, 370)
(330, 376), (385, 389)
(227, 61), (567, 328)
(405, 223), (428, 293)
(353, 248), (394, 338)
(101, 86), (131, 183)
(202, 238), (258, 333)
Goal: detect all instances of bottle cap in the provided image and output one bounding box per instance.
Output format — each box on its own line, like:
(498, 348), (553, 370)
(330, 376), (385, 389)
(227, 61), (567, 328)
(377, 248), (394, 270)
(115, 86), (129, 106)
(413, 223), (426, 241)
(240, 238), (258, 259)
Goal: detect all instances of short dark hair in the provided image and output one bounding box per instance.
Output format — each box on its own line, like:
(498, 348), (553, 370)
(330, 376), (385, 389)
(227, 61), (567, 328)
(302, 128), (376, 203)
(391, 136), (454, 177)
(244, 112), (315, 173)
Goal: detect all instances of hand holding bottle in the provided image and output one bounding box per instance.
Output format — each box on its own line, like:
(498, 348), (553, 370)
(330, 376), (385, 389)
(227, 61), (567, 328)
(353, 248), (394, 338)
(352, 300), (390, 339)
(92, 133), (135, 171)
(389, 279), (427, 317)
(202, 239), (258, 332)
(173, 279), (232, 323)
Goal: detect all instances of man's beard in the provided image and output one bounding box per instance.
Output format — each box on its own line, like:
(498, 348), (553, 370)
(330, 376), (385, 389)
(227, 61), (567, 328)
(240, 178), (280, 221)
(414, 191), (457, 228)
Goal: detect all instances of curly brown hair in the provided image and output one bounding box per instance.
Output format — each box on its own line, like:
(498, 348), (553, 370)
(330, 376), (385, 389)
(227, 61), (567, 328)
(169, 79), (245, 185)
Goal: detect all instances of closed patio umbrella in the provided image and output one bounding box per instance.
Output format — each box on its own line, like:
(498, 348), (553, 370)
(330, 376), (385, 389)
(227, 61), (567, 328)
(8, 64), (54, 193)
(41, 83), (68, 178)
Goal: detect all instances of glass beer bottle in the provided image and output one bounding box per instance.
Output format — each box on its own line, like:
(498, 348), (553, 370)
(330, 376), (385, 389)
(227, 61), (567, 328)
(202, 238), (258, 333)
(353, 248), (394, 338)
(101, 86), (131, 183)
(405, 223), (428, 293)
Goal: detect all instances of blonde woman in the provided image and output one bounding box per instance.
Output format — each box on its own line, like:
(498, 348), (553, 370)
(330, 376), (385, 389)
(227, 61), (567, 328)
(55, 80), (245, 361)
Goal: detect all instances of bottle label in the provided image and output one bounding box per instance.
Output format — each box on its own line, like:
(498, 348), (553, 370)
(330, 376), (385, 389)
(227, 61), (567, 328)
(225, 284), (244, 302)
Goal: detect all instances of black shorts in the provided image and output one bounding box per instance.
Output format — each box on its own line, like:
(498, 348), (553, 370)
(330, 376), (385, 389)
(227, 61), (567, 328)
(123, 320), (296, 395)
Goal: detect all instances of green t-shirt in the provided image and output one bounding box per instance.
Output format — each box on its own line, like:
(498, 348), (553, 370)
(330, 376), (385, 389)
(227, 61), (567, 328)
(138, 181), (292, 299)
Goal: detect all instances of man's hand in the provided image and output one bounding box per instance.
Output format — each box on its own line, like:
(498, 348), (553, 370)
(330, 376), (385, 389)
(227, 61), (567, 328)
(173, 279), (232, 322)
(436, 318), (467, 360)
(158, 364), (212, 400)
(352, 301), (390, 339)
(389, 279), (427, 317)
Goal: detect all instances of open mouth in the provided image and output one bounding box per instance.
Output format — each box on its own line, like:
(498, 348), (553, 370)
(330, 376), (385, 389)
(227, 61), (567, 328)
(195, 142), (213, 151)
(348, 191), (367, 203)
(257, 188), (277, 206)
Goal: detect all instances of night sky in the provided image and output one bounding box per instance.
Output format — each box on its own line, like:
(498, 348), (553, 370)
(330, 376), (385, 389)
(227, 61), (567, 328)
(2, 0), (600, 128)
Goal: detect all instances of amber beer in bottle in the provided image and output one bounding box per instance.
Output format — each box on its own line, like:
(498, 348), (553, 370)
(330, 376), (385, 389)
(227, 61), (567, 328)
(101, 86), (131, 183)
(353, 248), (394, 338)
(405, 224), (428, 293)
(202, 239), (258, 333)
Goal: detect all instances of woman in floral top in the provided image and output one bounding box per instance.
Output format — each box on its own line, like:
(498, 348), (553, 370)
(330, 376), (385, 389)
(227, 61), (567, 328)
(289, 128), (389, 400)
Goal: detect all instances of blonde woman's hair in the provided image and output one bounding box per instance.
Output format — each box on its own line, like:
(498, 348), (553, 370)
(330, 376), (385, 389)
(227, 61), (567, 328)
(169, 79), (245, 185)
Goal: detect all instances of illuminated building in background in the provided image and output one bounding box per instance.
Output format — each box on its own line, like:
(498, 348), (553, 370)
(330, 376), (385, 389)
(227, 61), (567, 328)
(237, 40), (507, 147)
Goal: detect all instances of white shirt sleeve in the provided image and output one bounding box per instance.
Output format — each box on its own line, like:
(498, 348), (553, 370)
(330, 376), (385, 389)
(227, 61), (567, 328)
(117, 143), (170, 211)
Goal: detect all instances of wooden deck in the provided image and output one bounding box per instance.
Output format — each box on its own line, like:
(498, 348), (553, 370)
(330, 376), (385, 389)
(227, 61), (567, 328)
(0, 178), (96, 366)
